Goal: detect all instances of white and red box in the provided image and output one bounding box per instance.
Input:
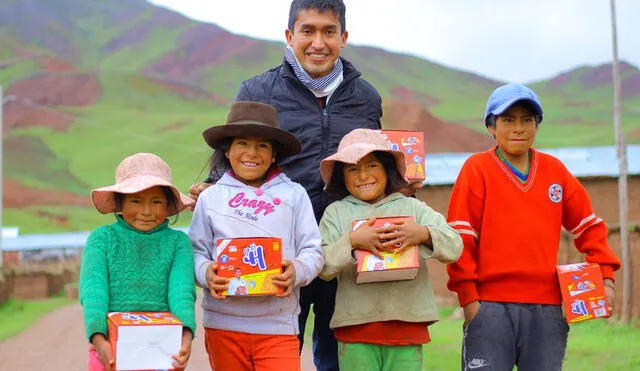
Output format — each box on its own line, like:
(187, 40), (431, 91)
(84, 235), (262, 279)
(379, 130), (425, 181)
(352, 216), (420, 284)
(107, 311), (182, 371)
(216, 237), (283, 296)
(556, 262), (610, 324)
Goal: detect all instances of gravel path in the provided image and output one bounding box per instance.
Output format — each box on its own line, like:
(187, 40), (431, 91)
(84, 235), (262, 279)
(0, 297), (316, 370)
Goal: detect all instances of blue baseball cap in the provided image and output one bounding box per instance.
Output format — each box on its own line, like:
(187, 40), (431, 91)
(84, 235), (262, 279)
(484, 83), (543, 126)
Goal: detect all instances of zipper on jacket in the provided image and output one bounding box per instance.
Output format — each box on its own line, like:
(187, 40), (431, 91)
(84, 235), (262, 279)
(282, 64), (358, 158)
(321, 108), (329, 154)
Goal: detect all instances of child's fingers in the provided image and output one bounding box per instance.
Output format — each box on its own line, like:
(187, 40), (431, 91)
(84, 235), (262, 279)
(366, 246), (385, 259)
(172, 351), (189, 369)
(393, 243), (413, 255)
(209, 287), (227, 300)
(276, 282), (294, 297)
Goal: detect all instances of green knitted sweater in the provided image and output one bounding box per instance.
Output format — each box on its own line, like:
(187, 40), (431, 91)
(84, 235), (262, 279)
(79, 216), (196, 341)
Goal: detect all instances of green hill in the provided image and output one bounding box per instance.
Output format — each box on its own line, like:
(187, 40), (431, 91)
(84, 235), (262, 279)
(1, 0), (639, 233)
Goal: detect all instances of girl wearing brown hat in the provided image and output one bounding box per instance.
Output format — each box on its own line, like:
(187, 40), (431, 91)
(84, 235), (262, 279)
(189, 101), (324, 371)
(79, 153), (197, 371)
(318, 129), (463, 370)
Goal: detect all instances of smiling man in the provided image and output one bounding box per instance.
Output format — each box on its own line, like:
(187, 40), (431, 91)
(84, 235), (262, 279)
(217, 1), (382, 370)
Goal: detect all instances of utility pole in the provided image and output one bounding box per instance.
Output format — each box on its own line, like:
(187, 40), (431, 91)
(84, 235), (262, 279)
(609, 0), (631, 324)
(1, 84), (4, 266)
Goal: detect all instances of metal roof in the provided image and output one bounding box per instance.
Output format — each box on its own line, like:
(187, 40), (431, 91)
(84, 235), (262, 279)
(2, 227), (189, 252)
(423, 145), (640, 186)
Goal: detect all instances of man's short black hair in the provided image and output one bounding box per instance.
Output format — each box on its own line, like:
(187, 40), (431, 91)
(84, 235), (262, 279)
(288, 0), (347, 34)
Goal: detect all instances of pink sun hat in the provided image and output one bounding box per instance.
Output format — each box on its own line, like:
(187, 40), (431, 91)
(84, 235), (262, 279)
(320, 128), (408, 189)
(91, 153), (194, 215)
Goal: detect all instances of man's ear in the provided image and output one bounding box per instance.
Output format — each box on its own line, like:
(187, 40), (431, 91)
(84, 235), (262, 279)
(340, 30), (348, 48)
(285, 29), (293, 46)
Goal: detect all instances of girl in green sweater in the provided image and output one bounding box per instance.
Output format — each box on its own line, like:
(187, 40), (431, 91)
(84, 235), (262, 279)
(79, 153), (196, 371)
(318, 129), (463, 371)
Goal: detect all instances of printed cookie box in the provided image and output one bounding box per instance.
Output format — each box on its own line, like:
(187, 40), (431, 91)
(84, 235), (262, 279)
(216, 237), (283, 296)
(107, 311), (182, 371)
(556, 262), (610, 324)
(379, 130), (425, 181)
(352, 216), (419, 284)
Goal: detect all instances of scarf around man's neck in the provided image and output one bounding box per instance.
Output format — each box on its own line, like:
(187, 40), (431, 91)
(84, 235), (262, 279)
(284, 46), (344, 98)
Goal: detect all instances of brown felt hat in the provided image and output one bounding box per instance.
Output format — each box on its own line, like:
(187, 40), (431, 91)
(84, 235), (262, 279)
(203, 101), (302, 157)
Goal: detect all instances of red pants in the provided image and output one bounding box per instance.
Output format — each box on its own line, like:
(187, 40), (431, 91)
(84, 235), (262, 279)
(204, 328), (300, 371)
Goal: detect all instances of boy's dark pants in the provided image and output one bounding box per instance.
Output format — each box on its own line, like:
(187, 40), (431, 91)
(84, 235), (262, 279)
(298, 277), (339, 371)
(462, 301), (569, 371)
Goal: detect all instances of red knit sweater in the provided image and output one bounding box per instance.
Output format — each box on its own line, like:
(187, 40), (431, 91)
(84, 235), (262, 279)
(446, 147), (621, 307)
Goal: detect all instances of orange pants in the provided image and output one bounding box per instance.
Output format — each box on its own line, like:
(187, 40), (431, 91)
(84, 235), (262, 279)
(204, 328), (300, 371)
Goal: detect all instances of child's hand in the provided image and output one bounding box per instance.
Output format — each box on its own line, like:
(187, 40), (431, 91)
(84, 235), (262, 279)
(463, 301), (481, 328)
(92, 333), (115, 371)
(604, 278), (615, 313)
(205, 262), (229, 299)
(273, 260), (296, 297)
(379, 219), (431, 254)
(350, 217), (389, 259)
(188, 182), (211, 203)
(172, 328), (193, 369)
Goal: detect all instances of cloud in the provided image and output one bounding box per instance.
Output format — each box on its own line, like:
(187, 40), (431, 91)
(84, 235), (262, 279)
(148, 0), (640, 82)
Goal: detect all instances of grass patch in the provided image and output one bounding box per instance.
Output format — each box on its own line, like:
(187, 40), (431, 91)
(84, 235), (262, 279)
(0, 297), (73, 342)
(304, 307), (640, 370)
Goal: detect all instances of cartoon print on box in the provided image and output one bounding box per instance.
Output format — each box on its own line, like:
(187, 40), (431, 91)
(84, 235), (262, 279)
(379, 130), (425, 181)
(556, 262), (611, 323)
(216, 237), (283, 296)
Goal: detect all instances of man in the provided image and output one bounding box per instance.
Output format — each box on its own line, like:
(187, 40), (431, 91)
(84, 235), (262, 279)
(227, 267), (247, 296)
(191, 1), (382, 369)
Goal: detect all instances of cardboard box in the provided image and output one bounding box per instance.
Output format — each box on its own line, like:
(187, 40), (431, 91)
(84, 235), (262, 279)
(379, 130), (425, 181)
(216, 237), (283, 296)
(556, 262), (610, 324)
(352, 216), (420, 284)
(107, 312), (182, 371)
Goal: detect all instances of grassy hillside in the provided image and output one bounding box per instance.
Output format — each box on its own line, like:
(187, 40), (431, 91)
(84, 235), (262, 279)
(1, 0), (639, 233)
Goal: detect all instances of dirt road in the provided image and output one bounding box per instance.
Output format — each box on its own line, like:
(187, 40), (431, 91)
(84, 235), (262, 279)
(0, 298), (316, 370)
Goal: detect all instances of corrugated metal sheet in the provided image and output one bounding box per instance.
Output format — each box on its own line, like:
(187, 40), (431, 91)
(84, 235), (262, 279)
(2, 227), (189, 252)
(423, 145), (640, 186)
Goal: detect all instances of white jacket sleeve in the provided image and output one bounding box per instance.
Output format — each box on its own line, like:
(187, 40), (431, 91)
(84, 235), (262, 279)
(188, 190), (215, 288)
(290, 186), (324, 287)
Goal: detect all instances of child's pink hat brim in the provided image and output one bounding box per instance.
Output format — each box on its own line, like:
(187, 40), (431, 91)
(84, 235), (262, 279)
(320, 129), (407, 189)
(90, 153), (194, 215)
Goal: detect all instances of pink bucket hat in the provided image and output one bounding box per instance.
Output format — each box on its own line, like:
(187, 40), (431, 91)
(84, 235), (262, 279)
(320, 129), (408, 189)
(91, 153), (194, 215)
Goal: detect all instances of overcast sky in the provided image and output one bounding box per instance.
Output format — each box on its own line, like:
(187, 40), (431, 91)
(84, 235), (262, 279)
(148, 0), (639, 83)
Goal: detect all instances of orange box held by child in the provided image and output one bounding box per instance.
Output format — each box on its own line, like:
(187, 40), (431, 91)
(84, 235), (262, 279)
(379, 130), (425, 181)
(216, 237), (283, 296)
(107, 311), (182, 371)
(556, 262), (610, 324)
(352, 216), (420, 284)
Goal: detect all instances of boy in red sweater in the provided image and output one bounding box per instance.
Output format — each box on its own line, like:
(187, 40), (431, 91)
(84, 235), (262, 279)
(446, 83), (621, 371)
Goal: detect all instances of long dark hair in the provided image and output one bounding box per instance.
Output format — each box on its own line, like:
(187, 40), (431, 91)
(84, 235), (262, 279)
(325, 151), (407, 199)
(205, 137), (283, 184)
(114, 186), (180, 224)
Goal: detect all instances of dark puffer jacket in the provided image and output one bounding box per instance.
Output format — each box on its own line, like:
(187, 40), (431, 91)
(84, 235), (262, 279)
(231, 58), (383, 222)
